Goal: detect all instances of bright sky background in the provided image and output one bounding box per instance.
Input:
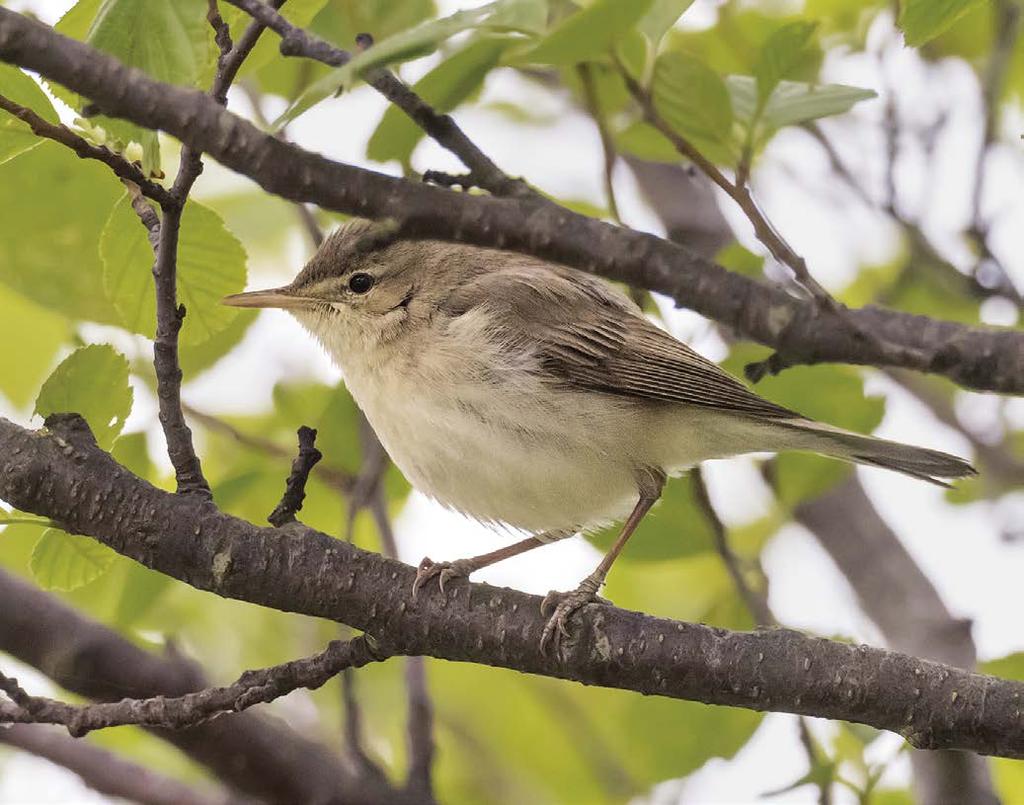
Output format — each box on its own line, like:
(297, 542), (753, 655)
(3, 0), (1024, 802)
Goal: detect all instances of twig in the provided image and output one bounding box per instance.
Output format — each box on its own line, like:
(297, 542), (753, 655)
(182, 403), (356, 492)
(223, 0), (535, 199)
(577, 64), (621, 224)
(5, 9), (1024, 394)
(617, 67), (838, 308)
(148, 4), (288, 497)
(0, 724), (230, 805)
(0, 93), (174, 205)
(0, 636), (388, 737)
(690, 469), (774, 627)
(268, 425), (323, 526)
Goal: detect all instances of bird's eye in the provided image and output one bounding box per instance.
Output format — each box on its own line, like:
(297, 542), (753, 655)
(348, 273), (374, 294)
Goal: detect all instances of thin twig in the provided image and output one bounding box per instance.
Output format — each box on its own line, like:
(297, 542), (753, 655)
(268, 425), (322, 526)
(223, 0), (535, 199)
(0, 93), (174, 205)
(577, 63), (621, 224)
(0, 636), (388, 737)
(618, 66), (838, 308)
(690, 468), (774, 626)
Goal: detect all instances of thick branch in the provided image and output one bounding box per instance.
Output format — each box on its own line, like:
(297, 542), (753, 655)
(0, 566), (409, 804)
(3, 414), (1024, 758)
(0, 10), (1020, 393)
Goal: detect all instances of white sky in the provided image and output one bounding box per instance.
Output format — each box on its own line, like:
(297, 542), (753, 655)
(3, 0), (1024, 802)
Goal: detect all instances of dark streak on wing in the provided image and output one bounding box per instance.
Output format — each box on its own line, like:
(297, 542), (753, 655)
(444, 257), (800, 421)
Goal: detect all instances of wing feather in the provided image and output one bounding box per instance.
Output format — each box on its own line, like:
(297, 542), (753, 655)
(442, 260), (798, 421)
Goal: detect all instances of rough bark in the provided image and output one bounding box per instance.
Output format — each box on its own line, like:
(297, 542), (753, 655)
(0, 9), (1021, 394)
(1, 414), (1023, 759)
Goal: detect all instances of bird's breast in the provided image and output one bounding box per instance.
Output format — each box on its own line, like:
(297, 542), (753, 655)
(337, 338), (641, 534)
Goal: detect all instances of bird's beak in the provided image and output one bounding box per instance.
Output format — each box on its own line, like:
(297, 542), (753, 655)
(221, 287), (316, 310)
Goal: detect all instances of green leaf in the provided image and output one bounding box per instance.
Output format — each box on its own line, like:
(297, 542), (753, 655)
(0, 143), (122, 324)
(899, 0), (985, 46)
(517, 0), (654, 65)
(53, 0), (215, 173)
(652, 51), (733, 147)
(35, 344), (133, 450)
(724, 345), (885, 506)
(276, 1), (519, 128)
(0, 286), (70, 409)
(586, 473), (715, 561)
(30, 529), (118, 591)
(729, 75), (876, 132)
(638, 0), (696, 44)
(368, 37), (509, 165)
(613, 119), (679, 162)
(100, 196), (248, 346)
(178, 307), (257, 379)
(754, 21), (820, 103)
(0, 64), (59, 166)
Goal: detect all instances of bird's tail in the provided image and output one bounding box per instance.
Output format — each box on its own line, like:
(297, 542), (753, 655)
(773, 420), (976, 487)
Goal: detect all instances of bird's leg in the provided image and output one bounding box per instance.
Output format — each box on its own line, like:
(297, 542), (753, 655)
(540, 467), (666, 655)
(413, 529), (572, 599)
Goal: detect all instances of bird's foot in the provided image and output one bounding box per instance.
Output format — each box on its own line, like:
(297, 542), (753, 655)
(539, 576), (610, 655)
(412, 556), (476, 600)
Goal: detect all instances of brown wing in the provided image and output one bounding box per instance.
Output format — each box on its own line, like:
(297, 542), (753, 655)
(443, 260), (799, 421)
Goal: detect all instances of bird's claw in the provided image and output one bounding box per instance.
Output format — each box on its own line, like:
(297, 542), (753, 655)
(539, 585), (610, 655)
(412, 556), (473, 600)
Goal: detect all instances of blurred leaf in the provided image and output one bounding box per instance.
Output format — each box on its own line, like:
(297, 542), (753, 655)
(0, 64), (58, 165)
(272, 381), (363, 474)
(652, 52), (734, 155)
(0, 142), (122, 323)
(368, 37), (509, 165)
(30, 528), (118, 591)
(0, 286), (70, 409)
(604, 551), (754, 631)
(276, 1), (526, 127)
(586, 473), (714, 561)
(899, 0), (985, 46)
(723, 345), (885, 506)
(100, 195), (248, 346)
(178, 307), (257, 379)
(981, 652), (1024, 679)
(716, 242), (765, 278)
(613, 119), (680, 162)
(199, 188), (299, 257)
(614, 29), (648, 81)
(729, 76), (876, 132)
(638, 0), (696, 44)
(754, 21), (820, 102)
(35, 344), (133, 450)
(112, 561), (174, 628)
(516, 0), (654, 65)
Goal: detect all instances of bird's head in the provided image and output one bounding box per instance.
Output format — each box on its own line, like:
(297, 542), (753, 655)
(222, 219), (466, 358)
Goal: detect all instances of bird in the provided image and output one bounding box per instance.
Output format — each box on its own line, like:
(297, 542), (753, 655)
(223, 218), (976, 652)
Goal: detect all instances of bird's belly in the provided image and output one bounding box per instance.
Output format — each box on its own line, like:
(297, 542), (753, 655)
(361, 384), (641, 534)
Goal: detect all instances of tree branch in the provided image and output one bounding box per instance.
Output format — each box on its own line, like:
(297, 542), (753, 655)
(0, 723), (229, 805)
(223, 0), (534, 200)
(2, 413), (1024, 758)
(0, 636), (386, 736)
(1, 9), (1021, 393)
(0, 92), (174, 205)
(0, 567), (409, 804)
